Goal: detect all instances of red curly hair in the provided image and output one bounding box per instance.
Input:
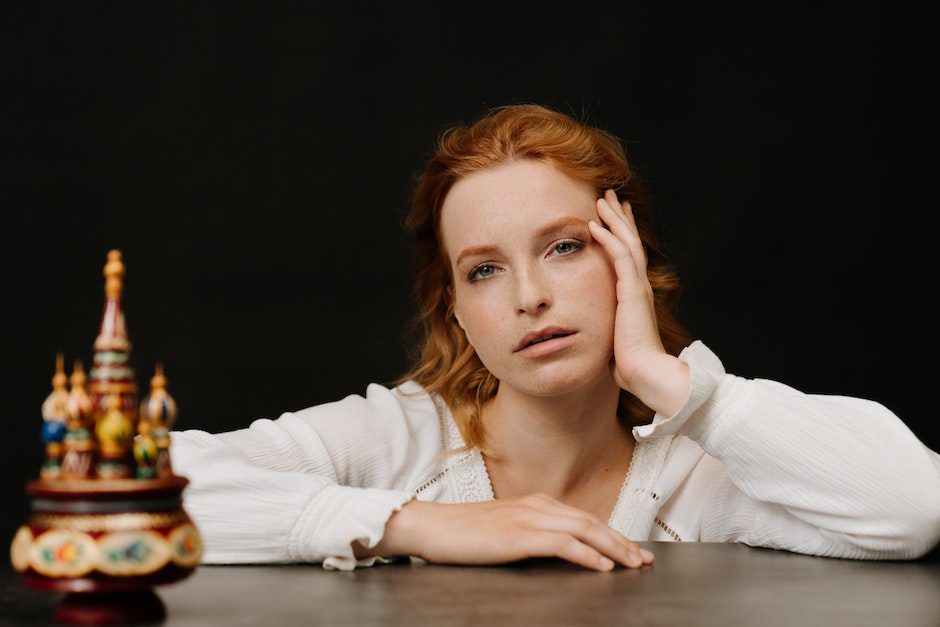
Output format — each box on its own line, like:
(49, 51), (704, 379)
(391, 103), (693, 462)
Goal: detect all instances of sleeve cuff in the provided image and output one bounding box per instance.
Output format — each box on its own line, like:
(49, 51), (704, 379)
(631, 340), (729, 442)
(288, 484), (416, 572)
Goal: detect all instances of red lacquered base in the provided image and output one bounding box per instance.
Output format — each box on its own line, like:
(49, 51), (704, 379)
(11, 476), (203, 624)
(56, 589), (166, 625)
(22, 564), (192, 624)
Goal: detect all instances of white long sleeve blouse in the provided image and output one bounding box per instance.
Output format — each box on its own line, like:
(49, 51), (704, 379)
(169, 340), (940, 572)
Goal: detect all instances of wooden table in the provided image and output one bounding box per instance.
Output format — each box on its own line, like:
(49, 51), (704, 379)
(4, 542), (939, 626)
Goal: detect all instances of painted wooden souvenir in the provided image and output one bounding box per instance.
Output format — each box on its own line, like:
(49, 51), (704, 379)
(12, 477), (203, 623)
(12, 249), (203, 623)
(88, 250), (139, 436)
(40, 353), (69, 480)
(96, 394), (134, 479)
(139, 363), (179, 478)
(133, 418), (159, 479)
(61, 360), (96, 479)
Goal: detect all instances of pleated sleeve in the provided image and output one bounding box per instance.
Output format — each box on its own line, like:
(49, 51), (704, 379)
(633, 340), (940, 559)
(169, 380), (443, 571)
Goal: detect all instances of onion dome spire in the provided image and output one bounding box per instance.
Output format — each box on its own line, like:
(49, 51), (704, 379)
(65, 360), (93, 428)
(41, 352), (69, 421)
(95, 393), (134, 479)
(88, 250), (137, 427)
(94, 250), (131, 353)
(140, 363), (178, 478)
(61, 360), (96, 479)
(40, 353), (69, 480)
(139, 363), (178, 429)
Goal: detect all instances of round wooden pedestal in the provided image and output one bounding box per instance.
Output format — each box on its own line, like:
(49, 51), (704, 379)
(11, 476), (203, 624)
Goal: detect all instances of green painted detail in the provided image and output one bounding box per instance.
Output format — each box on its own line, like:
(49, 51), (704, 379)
(96, 460), (127, 474)
(94, 352), (129, 365)
(89, 366), (135, 379)
(107, 540), (151, 564)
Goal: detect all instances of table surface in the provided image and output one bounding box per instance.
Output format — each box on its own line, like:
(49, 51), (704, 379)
(3, 542), (939, 626)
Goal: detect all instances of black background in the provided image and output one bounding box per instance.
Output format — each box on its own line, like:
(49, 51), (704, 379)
(3, 3), (938, 546)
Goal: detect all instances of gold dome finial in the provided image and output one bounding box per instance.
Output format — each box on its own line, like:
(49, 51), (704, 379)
(69, 359), (86, 388)
(104, 249), (125, 300)
(52, 352), (67, 391)
(140, 362), (178, 429)
(42, 354), (70, 423)
(93, 249), (131, 352)
(151, 362), (167, 390)
(66, 360), (93, 427)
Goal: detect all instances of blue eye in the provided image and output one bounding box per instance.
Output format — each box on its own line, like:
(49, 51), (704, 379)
(466, 239), (584, 282)
(468, 265), (496, 281)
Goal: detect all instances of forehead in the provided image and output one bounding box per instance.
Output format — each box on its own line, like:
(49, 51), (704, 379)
(440, 159), (596, 259)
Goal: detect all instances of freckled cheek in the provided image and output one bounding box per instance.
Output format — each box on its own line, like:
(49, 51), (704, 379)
(562, 266), (616, 332)
(459, 298), (505, 349)
(567, 261), (617, 300)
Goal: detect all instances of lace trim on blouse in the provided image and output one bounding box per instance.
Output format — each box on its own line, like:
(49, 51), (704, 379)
(420, 392), (674, 539)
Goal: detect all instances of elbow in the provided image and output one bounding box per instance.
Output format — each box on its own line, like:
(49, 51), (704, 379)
(822, 502), (940, 561)
(869, 498), (940, 560)
(899, 502), (940, 560)
(898, 468), (940, 559)
(868, 456), (940, 560)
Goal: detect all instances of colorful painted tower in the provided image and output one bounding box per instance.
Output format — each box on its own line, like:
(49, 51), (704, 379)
(138, 363), (179, 479)
(61, 360), (96, 479)
(39, 353), (69, 480)
(88, 250), (138, 478)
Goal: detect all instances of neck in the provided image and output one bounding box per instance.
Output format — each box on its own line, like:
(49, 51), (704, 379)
(480, 374), (634, 500)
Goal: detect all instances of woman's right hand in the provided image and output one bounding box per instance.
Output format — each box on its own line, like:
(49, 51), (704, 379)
(357, 495), (655, 571)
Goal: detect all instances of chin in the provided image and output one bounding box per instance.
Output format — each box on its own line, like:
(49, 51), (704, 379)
(502, 357), (608, 398)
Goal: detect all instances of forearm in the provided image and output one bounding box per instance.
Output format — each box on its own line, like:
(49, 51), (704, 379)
(698, 381), (940, 557)
(631, 340), (940, 559)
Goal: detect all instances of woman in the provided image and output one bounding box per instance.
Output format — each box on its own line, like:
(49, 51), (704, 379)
(170, 104), (940, 572)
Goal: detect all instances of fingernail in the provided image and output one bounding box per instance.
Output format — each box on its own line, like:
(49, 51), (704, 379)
(639, 548), (654, 561)
(599, 557), (615, 570)
(627, 551), (642, 567)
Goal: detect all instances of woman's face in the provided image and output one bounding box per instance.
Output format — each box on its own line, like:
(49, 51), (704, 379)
(441, 158), (619, 397)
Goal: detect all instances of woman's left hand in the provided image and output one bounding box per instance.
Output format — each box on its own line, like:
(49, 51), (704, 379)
(588, 189), (668, 393)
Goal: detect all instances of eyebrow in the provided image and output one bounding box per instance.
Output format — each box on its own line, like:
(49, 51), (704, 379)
(455, 216), (587, 268)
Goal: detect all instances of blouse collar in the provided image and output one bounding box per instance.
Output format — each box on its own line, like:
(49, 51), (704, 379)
(429, 393), (677, 538)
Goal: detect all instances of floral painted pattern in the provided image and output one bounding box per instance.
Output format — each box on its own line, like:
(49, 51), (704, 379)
(29, 529), (97, 577)
(168, 523), (203, 567)
(96, 530), (170, 576)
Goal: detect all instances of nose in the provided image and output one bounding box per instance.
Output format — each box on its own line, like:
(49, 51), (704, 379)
(514, 263), (552, 315)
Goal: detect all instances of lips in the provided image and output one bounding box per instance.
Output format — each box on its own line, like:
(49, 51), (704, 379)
(514, 326), (576, 352)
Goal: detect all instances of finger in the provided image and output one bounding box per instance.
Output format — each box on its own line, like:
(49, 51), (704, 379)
(588, 218), (644, 285)
(599, 192), (648, 272)
(604, 189), (640, 239)
(526, 510), (647, 569)
(595, 199), (646, 273)
(614, 196), (649, 270)
(594, 193), (633, 241)
(523, 494), (651, 563)
(622, 206), (648, 270)
(523, 530), (617, 571)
